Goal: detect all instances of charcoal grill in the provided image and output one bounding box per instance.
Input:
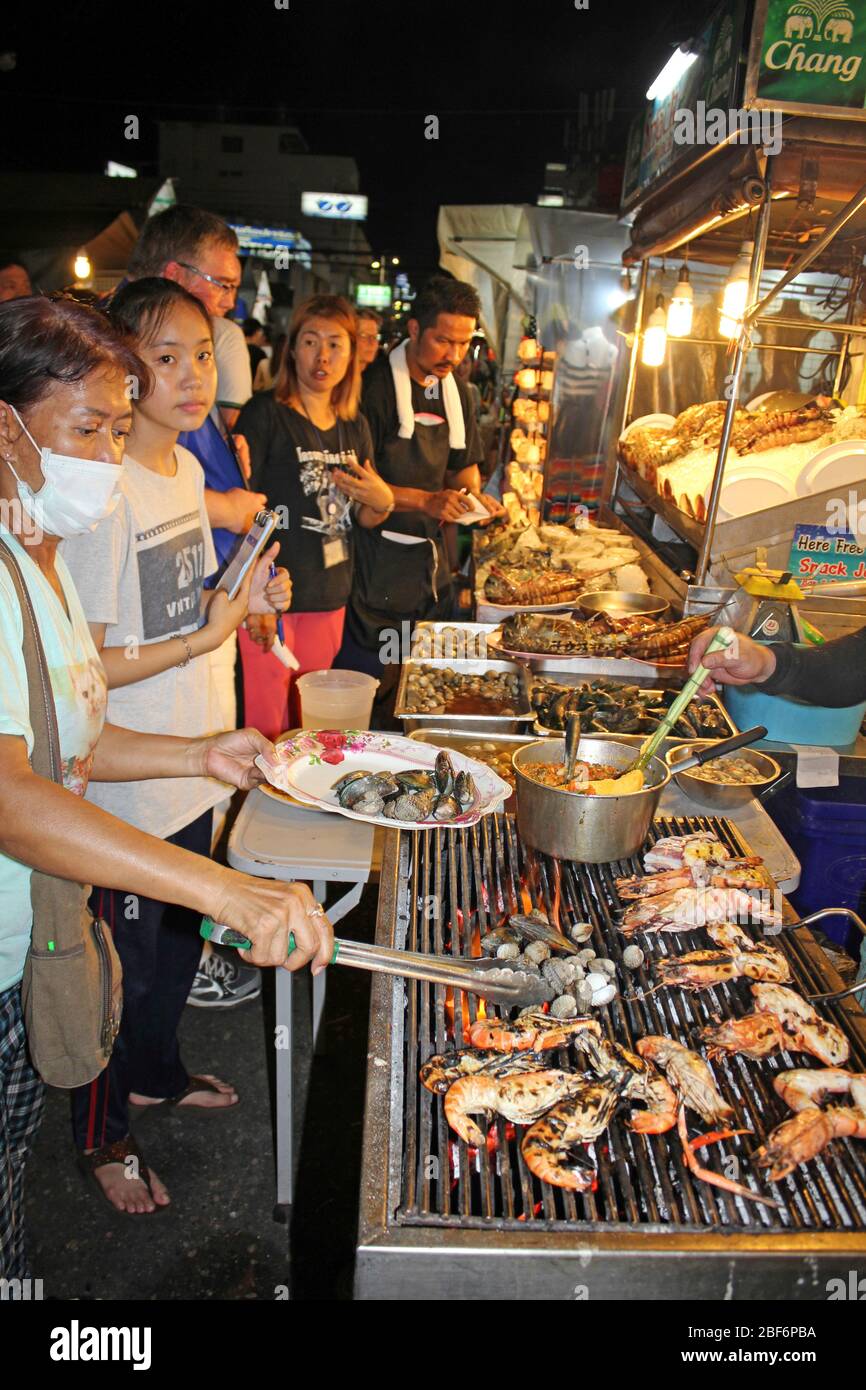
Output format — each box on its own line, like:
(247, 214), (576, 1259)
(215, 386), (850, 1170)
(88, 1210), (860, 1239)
(355, 813), (866, 1300)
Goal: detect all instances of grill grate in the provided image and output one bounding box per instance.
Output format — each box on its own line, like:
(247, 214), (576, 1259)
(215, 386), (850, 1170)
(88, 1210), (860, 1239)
(396, 813), (866, 1234)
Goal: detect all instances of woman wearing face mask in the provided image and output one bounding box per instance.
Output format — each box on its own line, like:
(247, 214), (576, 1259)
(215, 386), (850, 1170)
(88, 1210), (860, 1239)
(58, 279), (296, 1212)
(236, 295), (394, 737)
(0, 295), (332, 1260)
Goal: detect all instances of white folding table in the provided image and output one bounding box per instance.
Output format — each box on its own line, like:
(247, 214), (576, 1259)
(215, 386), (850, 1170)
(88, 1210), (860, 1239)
(227, 789), (382, 1208)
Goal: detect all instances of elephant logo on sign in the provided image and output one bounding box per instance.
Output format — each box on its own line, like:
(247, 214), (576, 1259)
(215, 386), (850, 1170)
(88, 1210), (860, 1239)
(824, 17), (853, 41)
(785, 13), (813, 37)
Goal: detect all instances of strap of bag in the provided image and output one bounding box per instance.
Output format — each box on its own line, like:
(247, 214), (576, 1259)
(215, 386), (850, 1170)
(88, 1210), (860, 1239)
(0, 537), (64, 785)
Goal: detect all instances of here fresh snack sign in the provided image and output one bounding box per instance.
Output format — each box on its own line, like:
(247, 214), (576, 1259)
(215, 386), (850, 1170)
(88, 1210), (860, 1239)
(788, 522), (866, 589)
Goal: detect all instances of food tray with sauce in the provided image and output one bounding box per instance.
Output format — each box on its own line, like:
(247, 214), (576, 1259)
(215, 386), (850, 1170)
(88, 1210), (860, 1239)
(395, 658), (534, 735)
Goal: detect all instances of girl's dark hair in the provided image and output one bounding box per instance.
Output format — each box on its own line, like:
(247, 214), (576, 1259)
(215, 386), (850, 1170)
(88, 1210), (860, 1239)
(0, 294), (150, 410)
(107, 276), (212, 348)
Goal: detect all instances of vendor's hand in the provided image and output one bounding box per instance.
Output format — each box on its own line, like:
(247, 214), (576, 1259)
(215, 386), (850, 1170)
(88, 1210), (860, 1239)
(424, 489), (476, 523)
(246, 612), (278, 652)
(332, 458), (394, 514)
(470, 491), (505, 525)
(688, 626), (777, 694)
(210, 871), (333, 975)
(199, 726), (275, 789)
(232, 433), (252, 481)
(248, 541), (291, 614)
(224, 487), (268, 534)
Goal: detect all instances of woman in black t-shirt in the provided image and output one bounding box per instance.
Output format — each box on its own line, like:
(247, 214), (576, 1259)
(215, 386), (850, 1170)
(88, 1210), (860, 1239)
(237, 295), (394, 735)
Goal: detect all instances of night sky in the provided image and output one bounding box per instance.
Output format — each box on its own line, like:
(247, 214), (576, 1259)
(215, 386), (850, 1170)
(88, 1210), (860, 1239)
(1, 0), (700, 276)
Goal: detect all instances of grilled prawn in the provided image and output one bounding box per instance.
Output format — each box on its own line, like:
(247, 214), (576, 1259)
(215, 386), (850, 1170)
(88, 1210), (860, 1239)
(636, 1036), (734, 1126)
(521, 1081), (621, 1191)
(574, 1033), (677, 1134)
(468, 1011), (600, 1054)
(420, 1047), (551, 1095)
(642, 832), (731, 875)
(700, 1012), (790, 1061)
(656, 922), (790, 992)
(444, 1068), (587, 1147)
(752, 984), (849, 1067)
(620, 884), (781, 935)
(752, 1069), (866, 1181)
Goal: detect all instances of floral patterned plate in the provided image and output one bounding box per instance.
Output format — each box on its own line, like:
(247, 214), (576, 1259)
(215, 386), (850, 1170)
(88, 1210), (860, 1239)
(254, 729), (511, 829)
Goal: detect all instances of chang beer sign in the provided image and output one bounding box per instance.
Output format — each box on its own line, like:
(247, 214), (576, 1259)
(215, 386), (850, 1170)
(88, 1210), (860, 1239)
(756, 0), (866, 110)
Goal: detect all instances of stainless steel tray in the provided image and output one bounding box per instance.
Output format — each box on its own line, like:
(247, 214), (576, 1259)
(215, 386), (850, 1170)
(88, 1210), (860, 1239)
(410, 621), (498, 661)
(395, 658), (534, 735)
(528, 672), (738, 744)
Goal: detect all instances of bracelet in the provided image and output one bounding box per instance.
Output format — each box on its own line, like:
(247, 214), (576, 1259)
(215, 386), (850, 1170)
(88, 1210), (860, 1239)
(177, 634), (193, 668)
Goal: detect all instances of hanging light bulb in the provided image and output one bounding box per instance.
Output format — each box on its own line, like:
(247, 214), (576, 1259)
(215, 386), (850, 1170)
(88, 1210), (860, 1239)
(540, 370), (554, 392)
(518, 335), (541, 361)
(720, 240), (754, 338)
(73, 249), (92, 282)
(523, 440), (541, 466)
(666, 264), (693, 337)
(641, 294), (667, 367)
(516, 367), (538, 390)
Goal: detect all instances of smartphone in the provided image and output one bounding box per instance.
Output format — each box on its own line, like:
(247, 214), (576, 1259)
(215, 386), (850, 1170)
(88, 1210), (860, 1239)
(215, 509), (279, 600)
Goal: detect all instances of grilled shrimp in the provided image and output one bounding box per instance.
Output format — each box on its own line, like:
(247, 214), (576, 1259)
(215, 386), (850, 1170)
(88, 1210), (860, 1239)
(621, 885), (781, 935)
(444, 1068), (587, 1147)
(643, 832), (730, 875)
(575, 1033), (677, 1134)
(700, 1012), (790, 1061)
(752, 984), (849, 1067)
(636, 1036), (734, 1125)
(656, 949), (741, 991)
(420, 1047), (551, 1095)
(772, 1068), (866, 1114)
(706, 922), (790, 983)
(753, 1106), (866, 1181)
(521, 1081), (621, 1190)
(615, 869), (695, 900)
(468, 1010), (600, 1054)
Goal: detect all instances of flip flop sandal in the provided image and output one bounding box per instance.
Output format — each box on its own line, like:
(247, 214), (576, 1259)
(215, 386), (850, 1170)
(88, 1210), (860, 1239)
(77, 1135), (167, 1215)
(129, 1074), (240, 1117)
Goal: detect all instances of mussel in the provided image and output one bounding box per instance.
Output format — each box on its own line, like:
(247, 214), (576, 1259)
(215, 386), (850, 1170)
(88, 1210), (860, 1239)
(332, 771), (383, 808)
(395, 769), (437, 793)
(454, 770), (475, 808)
(434, 750), (455, 796)
(432, 794), (461, 822)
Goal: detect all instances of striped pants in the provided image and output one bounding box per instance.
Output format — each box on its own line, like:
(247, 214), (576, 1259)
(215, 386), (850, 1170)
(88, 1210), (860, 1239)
(0, 983), (44, 1279)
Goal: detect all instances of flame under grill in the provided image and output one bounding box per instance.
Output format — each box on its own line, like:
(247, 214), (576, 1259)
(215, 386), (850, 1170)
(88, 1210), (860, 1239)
(395, 814), (866, 1234)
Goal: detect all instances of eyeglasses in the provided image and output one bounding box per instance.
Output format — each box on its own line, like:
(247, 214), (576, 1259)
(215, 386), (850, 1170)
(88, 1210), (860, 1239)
(176, 262), (240, 298)
(358, 332), (380, 343)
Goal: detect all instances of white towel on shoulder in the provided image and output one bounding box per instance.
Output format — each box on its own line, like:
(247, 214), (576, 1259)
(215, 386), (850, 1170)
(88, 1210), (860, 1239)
(389, 339), (465, 450)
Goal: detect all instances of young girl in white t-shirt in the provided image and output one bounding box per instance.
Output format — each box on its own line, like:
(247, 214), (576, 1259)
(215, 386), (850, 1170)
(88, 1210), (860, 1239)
(61, 278), (290, 1214)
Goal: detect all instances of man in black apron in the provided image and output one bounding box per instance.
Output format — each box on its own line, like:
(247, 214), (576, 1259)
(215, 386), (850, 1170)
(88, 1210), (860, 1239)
(339, 277), (503, 717)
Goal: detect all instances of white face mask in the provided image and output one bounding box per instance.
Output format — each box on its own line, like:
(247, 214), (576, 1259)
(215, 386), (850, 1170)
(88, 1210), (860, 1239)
(6, 405), (124, 540)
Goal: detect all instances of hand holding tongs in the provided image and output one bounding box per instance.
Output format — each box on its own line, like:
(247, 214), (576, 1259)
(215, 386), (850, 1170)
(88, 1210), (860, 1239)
(201, 918), (553, 1007)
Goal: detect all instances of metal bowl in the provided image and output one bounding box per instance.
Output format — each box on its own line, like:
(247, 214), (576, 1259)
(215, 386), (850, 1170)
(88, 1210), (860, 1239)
(576, 590), (670, 620)
(666, 741), (782, 809)
(513, 736), (671, 864)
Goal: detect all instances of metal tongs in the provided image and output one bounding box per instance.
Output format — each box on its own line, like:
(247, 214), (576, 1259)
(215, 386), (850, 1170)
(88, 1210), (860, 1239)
(201, 918), (553, 1007)
(779, 908), (866, 1002)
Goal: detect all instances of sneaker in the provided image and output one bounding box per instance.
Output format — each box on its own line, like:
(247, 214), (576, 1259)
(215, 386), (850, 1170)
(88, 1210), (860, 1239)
(187, 950), (262, 1009)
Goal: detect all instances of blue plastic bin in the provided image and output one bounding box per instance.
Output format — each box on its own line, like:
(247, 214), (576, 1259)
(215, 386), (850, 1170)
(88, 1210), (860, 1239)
(725, 683), (866, 748)
(767, 777), (866, 955)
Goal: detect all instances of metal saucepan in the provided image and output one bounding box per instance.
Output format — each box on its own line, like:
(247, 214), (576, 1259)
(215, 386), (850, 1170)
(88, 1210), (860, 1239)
(666, 736), (781, 810)
(512, 735), (671, 864)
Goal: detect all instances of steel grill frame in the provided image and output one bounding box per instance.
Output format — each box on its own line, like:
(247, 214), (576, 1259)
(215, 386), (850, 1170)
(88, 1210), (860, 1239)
(356, 814), (866, 1300)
